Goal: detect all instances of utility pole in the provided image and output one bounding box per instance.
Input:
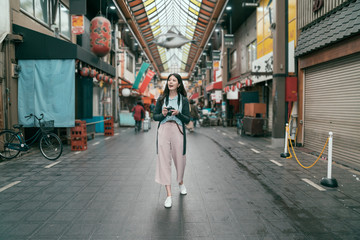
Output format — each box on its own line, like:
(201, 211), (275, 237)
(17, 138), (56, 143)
(272, 0), (287, 146)
(114, 23), (120, 124)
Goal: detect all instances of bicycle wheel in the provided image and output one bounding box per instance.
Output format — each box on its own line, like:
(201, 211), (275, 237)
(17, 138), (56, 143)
(0, 131), (21, 159)
(39, 133), (63, 160)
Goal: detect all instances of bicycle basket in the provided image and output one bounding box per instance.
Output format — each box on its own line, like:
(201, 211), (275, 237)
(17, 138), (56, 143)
(40, 120), (54, 131)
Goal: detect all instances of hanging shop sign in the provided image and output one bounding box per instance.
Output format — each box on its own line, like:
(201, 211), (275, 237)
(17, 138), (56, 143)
(227, 88), (238, 100)
(213, 61), (220, 71)
(212, 50), (221, 61)
(224, 34), (234, 47)
(71, 15), (84, 35)
(206, 61), (212, 69)
(133, 62), (150, 89)
(90, 16), (111, 57)
(139, 69), (155, 93)
(215, 90), (222, 103)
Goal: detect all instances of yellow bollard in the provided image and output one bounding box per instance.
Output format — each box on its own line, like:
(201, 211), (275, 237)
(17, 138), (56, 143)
(320, 132), (338, 188)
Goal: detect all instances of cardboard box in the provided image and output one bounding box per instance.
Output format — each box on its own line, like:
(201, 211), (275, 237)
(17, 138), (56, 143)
(244, 103), (266, 118)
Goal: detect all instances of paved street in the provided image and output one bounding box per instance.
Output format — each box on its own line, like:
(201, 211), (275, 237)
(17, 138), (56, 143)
(0, 122), (359, 239)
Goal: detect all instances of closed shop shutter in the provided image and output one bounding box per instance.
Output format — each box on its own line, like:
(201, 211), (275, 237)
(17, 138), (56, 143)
(304, 53), (360, 169)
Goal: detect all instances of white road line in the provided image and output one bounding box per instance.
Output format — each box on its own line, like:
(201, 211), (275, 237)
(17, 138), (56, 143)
(270, 159), (283, 167)
(238, 141), (245, 145)
(45, 161), (61, 169)
(0, 181), (21, 193)
(251, 148), (260, 153)
(115, 133), (119, 136)
(229, 136), (233, 139)
(74, 151), (81, 155)
(302, 178), (326, 191)
(217, 130), (220, 132)
(222, 132), (227, 136)
(213, 128), (216, 130)
(105, 137), (111, 140)
(92, 141), (100, 146)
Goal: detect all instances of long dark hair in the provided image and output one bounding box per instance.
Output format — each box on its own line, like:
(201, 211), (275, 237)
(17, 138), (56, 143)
(160, 73), (187, 106)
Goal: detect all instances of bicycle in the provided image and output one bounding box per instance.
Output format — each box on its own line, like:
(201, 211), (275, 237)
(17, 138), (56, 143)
(0, 114), (63, 160)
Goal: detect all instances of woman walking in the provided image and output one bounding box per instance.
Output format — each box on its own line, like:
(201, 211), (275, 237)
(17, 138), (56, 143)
(153, 73), (190, 208)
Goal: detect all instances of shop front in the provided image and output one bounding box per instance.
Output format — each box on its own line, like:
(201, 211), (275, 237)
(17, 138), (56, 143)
(13, 25), (115, 134)
(226, 74), (272, 132)
(296, 0), (360, 169)
(205, 80), (222, 110)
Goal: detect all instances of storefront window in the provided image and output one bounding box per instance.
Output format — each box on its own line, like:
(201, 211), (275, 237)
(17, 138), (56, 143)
(247, 41), (257, 71)
(34, 0), (48, 24)
(20, 0), (70, 39)
(21, 0), (49, 24)
(60, 3), (70, 38)
(20, 0), (34, 15)
(126, 52), (134, 73)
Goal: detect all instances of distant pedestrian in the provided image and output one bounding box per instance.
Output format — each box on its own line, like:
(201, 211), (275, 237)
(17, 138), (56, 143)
(153, 73), (190, 208)
(131, 101), (145, 133)
(150, 101), (155, 120)
(189, 100), (199, 131)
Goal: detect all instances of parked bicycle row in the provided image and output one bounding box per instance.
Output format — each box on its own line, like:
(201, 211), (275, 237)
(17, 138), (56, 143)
(0, 114), (63, 161)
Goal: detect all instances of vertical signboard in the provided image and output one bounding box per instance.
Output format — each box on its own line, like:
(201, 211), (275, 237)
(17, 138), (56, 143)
(71, 15), (84, 35)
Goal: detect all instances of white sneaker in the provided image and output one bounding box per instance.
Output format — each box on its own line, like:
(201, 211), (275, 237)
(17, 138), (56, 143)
(179, 184), (187, 195)
(164, 196), (172, 208)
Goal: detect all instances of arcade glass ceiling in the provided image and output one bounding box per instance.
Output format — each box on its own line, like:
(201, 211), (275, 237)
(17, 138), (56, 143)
(116, 0), (228, 80)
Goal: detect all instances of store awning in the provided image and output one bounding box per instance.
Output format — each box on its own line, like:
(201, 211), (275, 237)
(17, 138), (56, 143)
(190, 92), (199, 100)
(206, 81), (222, 92)
(13, 24), (115, 76)
(226, 76), (241, 85)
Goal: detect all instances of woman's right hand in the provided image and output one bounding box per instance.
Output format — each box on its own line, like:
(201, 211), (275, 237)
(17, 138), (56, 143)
(162, 107), (168, 117)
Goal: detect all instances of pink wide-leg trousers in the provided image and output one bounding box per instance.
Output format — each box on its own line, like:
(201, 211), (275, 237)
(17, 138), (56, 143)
(155, 121), (186, 185)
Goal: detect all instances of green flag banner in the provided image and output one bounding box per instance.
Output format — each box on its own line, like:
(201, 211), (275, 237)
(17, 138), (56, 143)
(132, 62), (149, 89)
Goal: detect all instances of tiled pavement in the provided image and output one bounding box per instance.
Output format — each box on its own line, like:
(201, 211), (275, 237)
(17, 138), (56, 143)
(0, 122), (359, 240)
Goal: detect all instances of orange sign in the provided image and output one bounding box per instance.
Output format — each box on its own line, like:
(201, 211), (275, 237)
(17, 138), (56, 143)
(71, 15), (84, 35)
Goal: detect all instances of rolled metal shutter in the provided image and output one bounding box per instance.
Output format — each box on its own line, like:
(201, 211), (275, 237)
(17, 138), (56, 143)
(304, 53), (360, 169)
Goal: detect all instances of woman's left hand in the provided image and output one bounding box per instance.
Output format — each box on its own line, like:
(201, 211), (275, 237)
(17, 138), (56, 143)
(171, 110), (179, 116)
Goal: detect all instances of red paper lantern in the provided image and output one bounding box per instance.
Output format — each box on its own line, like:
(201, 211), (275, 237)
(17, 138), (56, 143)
(80, 67), (90, 77)
(104, 75), (109, 83)
(96, 73), (104, 81)
(90, 16), (111, 57)
(108, 78), (113, 84)
(89, 69), (97, 78)
(245, 78), (252, 86)
(231, 85), (236, 91)
(236, 82), (242, 89)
